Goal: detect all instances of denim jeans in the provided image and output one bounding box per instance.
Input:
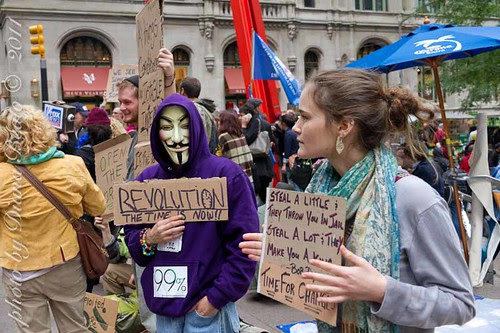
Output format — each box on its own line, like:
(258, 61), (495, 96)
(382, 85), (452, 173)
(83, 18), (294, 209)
(156, 302), (239, 333)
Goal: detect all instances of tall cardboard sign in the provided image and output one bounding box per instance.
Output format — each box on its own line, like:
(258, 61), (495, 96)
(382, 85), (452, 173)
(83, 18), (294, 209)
(136, 0), (164, 142)
(113, 178), (228, 226)
(106, 65), (139, 103)
(258, 188), (347, 326)
(84, 293), (119, 333)
(94, 134), (133, 220)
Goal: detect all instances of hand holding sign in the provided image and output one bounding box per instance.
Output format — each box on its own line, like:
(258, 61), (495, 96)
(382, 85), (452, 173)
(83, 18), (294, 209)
(146, 214), (185, 245)
(302, 245), (387, 304)
(158, 48), (174, 79)
(239, 233), (263, 262)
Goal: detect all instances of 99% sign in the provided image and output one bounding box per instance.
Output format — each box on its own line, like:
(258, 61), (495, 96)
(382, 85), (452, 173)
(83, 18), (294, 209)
(153, 266), (188, 298)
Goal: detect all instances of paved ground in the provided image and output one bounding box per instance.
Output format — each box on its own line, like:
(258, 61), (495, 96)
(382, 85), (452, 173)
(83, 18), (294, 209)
(1, 257), (498, 333)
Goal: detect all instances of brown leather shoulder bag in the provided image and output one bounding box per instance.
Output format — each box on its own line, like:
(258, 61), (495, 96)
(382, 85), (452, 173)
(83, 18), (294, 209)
(14, 165), (109, 279)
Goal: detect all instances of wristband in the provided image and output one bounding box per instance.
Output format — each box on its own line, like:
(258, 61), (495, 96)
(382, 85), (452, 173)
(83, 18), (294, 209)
(165, 72), (176, 88)
(140, 228), (157, 256)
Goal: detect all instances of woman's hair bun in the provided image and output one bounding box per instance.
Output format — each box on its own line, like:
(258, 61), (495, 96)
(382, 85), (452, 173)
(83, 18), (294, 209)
(385, 88), (434, 132)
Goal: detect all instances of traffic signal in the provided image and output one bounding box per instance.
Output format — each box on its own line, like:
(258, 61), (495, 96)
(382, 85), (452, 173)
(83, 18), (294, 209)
(29, 24), (45, 58)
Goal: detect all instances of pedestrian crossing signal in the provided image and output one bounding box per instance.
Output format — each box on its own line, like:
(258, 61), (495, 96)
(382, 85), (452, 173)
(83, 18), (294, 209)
(29, 24), (45, 58)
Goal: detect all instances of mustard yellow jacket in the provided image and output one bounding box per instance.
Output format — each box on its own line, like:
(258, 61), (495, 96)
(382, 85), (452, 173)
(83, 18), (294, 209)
(0, 155), (106, 271)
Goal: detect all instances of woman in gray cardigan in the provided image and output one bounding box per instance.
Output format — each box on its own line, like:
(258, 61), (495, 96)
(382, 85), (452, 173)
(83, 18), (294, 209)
(240, 69), (475, 332)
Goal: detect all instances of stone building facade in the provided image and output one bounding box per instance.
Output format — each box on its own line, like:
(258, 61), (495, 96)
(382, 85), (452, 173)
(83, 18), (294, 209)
(0, 0), (495, 114)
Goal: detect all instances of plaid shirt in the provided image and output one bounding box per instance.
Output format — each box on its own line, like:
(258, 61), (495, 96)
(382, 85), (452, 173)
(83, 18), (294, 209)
(218, 133), (254, 182)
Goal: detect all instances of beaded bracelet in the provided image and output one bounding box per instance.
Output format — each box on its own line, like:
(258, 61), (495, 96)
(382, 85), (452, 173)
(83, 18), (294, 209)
(139, 228), (157, 256)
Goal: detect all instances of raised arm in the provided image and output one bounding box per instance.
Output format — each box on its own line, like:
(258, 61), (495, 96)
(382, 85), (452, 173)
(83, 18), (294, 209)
(158, 48), (176, 98)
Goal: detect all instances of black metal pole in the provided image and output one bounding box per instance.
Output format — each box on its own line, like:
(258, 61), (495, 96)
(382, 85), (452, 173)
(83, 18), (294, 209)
(40, 58), (48, 102)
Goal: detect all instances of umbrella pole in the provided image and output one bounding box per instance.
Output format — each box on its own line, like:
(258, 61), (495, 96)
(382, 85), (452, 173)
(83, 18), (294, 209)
(430, 60), (469, 263)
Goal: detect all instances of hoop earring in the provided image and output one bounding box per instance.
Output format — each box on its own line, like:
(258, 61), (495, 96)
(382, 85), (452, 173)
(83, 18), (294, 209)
(336, 136), (344, 154)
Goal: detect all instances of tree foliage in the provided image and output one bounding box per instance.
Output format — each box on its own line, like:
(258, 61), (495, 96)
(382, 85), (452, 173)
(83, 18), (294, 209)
(416, 0), (500, 107)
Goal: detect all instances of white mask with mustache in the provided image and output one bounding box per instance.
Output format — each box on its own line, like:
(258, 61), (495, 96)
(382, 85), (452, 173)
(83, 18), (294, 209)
(159, 105), (190, 165)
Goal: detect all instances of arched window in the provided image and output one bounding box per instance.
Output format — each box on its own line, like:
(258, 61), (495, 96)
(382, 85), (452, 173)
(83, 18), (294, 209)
(223, 41), (245, 109)
(355, 0), (388, 11)
(417, 67), (442, 102)
(224, 42), (241, 68)
(59, 36), (111, 106)
(173, 48), (190, 66)
(357, 40), (387, 59)
(173, 48), (190, 90)
(60, 36), (111, 67)
(304, 49), (320, 81)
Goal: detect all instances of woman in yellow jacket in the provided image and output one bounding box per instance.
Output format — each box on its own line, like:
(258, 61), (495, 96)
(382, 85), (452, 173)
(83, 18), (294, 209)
(0, 104), (106, 332)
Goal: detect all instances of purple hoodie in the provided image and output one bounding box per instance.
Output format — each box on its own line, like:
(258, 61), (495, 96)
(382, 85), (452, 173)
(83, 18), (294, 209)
(124, 94), (259, 317)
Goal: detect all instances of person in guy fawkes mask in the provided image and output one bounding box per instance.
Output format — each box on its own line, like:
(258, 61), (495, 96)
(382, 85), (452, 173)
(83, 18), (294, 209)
(124, 93), (259, 333)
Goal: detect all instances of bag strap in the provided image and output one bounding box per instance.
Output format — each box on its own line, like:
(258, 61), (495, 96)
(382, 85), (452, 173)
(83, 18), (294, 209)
(257, 118), (261, 133)
(14, 165), (75, 222)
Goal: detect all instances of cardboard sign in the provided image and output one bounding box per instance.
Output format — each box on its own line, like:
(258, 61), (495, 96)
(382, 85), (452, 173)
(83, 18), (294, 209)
(106, 65), (139, 103)
(136, 0), (164, 142)
(113, 178), (228, 226)
(84, 293), (119, 333)
(133, 141), (156, 178)
(94, 134), (133, 220)
(258, 188), (347, 326)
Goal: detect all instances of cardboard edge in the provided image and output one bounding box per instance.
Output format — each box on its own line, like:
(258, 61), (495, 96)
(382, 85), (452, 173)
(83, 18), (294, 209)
(94, 133), (132, 154)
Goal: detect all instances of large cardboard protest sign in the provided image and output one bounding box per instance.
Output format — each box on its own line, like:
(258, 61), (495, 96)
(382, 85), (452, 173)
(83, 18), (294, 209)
(113, 178), (228, 226)
(134, 141), (156, 177)
(258, 188), (346, 326)
(84, 293), (119, 333)
(94, 134), (133, 220)
(106, 65), (139, 103)
(136, 0), (164, 142)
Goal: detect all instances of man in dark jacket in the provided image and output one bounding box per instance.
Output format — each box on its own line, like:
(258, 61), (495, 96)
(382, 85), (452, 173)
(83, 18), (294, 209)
(279, 114), (299, 183)
(240, 98), (275, 204)
(179, 77), (218, 154)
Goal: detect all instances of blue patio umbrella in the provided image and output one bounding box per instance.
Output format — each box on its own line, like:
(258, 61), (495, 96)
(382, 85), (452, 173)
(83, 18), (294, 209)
(347, 24), (500, 73)
(348, 23), (500, 262)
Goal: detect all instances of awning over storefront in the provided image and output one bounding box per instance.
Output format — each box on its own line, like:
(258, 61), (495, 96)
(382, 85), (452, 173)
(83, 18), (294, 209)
(224, 68), (246, 95)
(61, 67), (109, 97)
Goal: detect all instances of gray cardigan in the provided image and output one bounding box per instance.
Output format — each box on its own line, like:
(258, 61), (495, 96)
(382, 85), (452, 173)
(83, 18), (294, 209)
(370, 175), (475, 332)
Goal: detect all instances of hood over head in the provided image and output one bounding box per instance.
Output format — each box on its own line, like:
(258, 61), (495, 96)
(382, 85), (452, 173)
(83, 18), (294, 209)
(151, 94), (209, 175)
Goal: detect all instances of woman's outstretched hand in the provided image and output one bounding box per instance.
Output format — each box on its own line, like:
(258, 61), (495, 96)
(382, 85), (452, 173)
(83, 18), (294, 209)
(302, 245), (387, 304)
(239, 233), (263, 262)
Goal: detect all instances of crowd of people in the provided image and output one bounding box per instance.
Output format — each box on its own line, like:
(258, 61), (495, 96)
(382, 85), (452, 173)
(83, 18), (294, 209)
(3, 45), (499, 333)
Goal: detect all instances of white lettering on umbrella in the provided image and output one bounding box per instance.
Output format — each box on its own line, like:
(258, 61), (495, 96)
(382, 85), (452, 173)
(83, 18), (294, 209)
(414, 35), (462, 55)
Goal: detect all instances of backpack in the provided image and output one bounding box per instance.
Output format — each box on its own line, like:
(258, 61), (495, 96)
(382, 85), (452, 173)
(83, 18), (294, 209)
(195, 102), (218, 154)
